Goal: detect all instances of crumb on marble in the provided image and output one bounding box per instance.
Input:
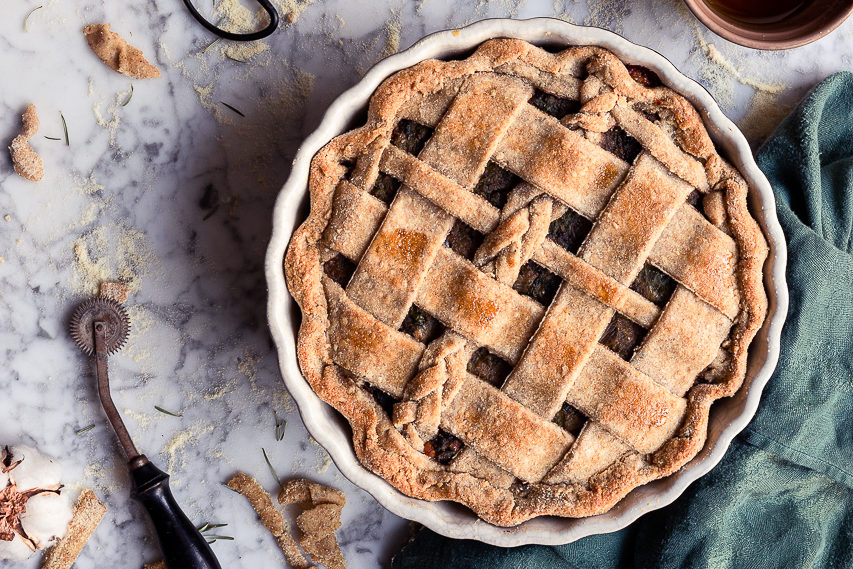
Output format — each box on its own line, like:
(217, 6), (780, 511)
(99, 281), (132, 303)
(41, 489), (106, 569)
(83, 24), (160, 79)
(9, 104), (44, 182)
(142, 561), (166, 569)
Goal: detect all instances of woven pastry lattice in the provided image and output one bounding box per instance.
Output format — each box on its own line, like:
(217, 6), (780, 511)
(286, 39), (768, 526)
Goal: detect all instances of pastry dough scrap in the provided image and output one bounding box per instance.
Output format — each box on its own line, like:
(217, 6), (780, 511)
(82, 24), (161, 79)
(40, 489), (106, 569)
(8, 104), (44, 182)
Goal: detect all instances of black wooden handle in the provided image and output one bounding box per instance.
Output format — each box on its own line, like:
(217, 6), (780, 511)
(130, 458), (222, 569)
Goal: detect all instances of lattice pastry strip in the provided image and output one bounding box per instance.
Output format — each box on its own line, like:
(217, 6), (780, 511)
(285, 38), (769, 526)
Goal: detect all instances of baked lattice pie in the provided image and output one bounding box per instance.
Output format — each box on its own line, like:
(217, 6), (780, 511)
(285, 39), (768, 526)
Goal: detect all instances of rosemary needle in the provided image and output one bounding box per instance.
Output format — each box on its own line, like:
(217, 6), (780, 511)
(154, 405), (183, 417)
(197, 522), (233, 544)
(202, 204), (220, 221)
(262, 448), (281, 487)
(274, 411), (286, 442)
(75, 424), (96, 435)
(59, 111), (69, 146)
(201, 19), (225, 54)
(44, 136), (61, 141)
(122, 84), (134, 107)
(24, 5), (43, 32)
(219, 101), (245, 117)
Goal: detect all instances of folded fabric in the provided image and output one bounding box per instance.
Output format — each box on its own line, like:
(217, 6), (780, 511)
(392, 72), (853, 569)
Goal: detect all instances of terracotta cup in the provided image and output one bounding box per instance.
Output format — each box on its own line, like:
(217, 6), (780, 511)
(683, 0), (853, 49)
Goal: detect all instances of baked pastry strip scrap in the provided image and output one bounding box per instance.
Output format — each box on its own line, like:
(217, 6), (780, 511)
(82, 24), (160, 79)
(278, 479), (346, 569)
(285, 38), (769, 525)
(9, 104), (44, 182)
(41, 489), (106, 569)
(226, 473), (311, 569)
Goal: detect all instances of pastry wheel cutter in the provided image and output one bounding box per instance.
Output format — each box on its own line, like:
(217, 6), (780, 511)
(69, 297), (222, 569)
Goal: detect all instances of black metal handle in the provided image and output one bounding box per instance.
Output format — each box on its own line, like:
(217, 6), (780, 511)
(130, 458), (222, 569)
(182, 0), (279, 41)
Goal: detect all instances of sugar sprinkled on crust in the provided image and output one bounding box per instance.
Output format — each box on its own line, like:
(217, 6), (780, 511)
(9, 104), (44, 182)
(40, 489), (106, 569)
(82, 24), (161, 79)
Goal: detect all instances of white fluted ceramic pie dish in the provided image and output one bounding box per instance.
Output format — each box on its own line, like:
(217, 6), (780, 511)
(265, 18), (788, 546)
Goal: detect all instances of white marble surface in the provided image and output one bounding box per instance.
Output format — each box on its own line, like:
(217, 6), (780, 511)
(0, 1), (850, 568)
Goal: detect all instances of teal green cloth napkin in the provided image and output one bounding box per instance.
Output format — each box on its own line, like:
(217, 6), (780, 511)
(392, 72), (853, 569)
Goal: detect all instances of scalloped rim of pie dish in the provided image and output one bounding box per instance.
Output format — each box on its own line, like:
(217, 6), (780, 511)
(265, 18), (788, 546)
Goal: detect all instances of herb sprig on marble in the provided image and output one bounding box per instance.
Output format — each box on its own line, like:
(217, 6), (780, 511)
(24, 5), (43, 32)
(154, 405), (183, 417)
(274, 411), (286, 442)
(197, 522), (234, 544)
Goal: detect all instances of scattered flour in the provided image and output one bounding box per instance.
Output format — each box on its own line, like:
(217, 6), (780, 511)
(164, 422), (215, 475)
(91, 84), (133, 147)
(738, 90), (793, 144)
(380, 11), (402, 59)
(123, 408), (154, 429)
(203, 380), (236, 400)
(71, 224), (154, 296)
(275, 0), (319, 24)
(583, 0), (629, 33)
(237, 349), (260, 391)
(701, 42), (785, 95)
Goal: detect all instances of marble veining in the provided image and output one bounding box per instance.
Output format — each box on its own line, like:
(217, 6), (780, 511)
(0, 0), (850, 567)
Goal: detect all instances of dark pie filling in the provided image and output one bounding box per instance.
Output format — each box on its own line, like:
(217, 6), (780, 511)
(391, 119), (434, 156)
(687, 189), (705, 214)
(630, 263), (678, 306)
(370, 172), (401, 203)
(552, 402), (586, 436)
(528, 90), (581, 119)
(548, 207), (593, 254)
(323, 254), (356, 287)
(599, 313), (647, 361)
(626, 64), (662, 88)
(424, 429), (465, 464)
(513, 261), (561, 306)
(444, 220), (484, 260)
(399, 305), (445, 344)
(366, 384), (398, 418)
(473, 162), (520, 209)
(598, 127), (643, 164)
(467, 347), (512, 388)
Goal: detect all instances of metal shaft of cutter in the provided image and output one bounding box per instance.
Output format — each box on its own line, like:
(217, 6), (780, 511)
(94, 320), (140, 459)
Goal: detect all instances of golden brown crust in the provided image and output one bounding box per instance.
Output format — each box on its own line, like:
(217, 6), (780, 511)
(284, 38), (768, 526)
(82, 24), (161, 79)
(41, 489), (106, 569)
